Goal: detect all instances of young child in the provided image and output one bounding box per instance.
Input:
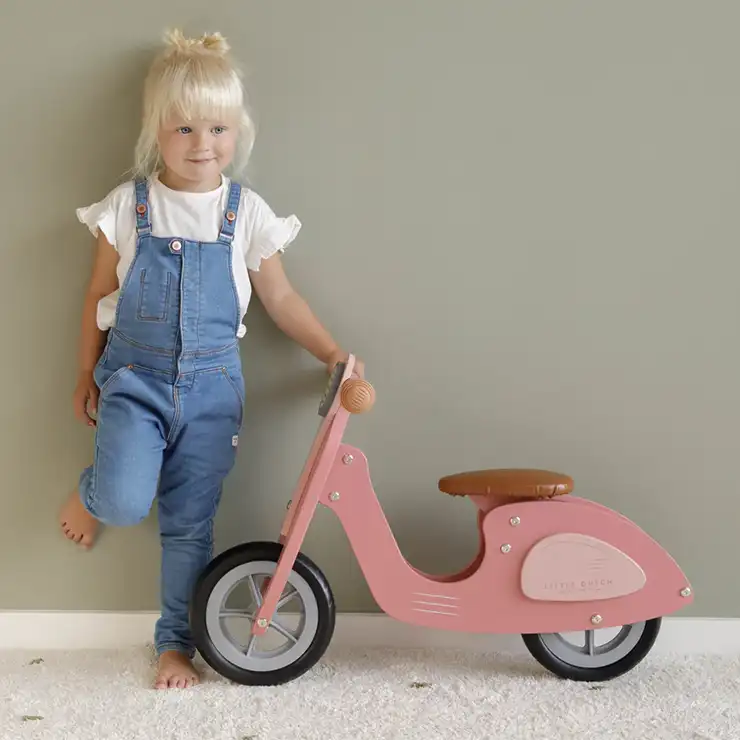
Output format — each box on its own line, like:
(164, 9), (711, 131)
(59, 28), (363, 690)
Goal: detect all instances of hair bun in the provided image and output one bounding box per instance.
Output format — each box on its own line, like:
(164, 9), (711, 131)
(200, 32), (230, 55)
(163, 28), (230, 57)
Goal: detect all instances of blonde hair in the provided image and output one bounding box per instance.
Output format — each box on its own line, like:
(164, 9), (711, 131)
(132, 29), (256, 180)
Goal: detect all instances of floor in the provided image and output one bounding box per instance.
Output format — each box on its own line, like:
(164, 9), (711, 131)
(1, 645), (737, 740)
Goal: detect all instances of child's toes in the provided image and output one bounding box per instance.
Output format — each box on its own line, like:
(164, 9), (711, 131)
(155, 651), (201, 690)
(59, 491), (99, 549)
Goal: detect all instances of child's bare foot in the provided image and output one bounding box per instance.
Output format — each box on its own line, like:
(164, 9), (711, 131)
(155, 651), (200, 689)
(59, 490), (98, 549)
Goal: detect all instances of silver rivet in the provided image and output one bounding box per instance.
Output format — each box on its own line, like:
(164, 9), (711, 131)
(510, 516), (521, 527)
(343, 454), (354, 465)
(500, 544), (511, 554)
(591, 614), (603, 625)
(257, 618), (268, 628)
(171, 240), (182, 252)
(680, 587), (692, 598)
(330, 491), (340, 502)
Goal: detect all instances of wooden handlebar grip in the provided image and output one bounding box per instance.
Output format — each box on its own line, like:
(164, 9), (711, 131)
(340, 379), (375, 414)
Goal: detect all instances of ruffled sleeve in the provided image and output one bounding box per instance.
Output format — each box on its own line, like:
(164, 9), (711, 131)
(245, 192), (302, 271)
(76, 187), (121, 250)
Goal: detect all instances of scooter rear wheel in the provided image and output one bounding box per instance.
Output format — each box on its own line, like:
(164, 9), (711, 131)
(521, 618), (661, 681)
(190, 541), (336, 686)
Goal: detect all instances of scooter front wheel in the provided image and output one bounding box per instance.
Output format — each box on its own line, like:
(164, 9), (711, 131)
(522, 618), (661, 682)
(190, 541), (336, 686)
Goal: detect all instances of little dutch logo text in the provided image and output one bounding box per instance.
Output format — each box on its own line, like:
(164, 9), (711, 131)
(543, 578), (613, 593)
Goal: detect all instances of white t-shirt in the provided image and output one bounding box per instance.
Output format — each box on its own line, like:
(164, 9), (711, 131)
(76, 173), (301, 338)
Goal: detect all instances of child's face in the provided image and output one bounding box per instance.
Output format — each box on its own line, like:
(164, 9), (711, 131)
(157, 114), (239, 190)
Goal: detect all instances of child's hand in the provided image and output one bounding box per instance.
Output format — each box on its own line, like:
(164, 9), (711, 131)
(73, 371), (99, 427)
(326, 350), (365, 379)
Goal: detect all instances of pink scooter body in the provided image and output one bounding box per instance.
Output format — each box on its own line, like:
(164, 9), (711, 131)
(252, 356), (693, 638)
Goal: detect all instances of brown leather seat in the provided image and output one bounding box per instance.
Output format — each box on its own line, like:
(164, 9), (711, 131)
(438, 469), (573, 499)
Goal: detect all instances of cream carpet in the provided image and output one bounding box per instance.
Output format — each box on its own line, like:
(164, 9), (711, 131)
(1, 646), (737, 739)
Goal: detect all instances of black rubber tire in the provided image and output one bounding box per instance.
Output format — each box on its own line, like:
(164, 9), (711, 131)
(521, 617), (662, 682)
(190, 541), (336, 686)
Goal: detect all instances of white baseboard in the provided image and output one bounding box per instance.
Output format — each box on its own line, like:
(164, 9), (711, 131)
(0, 611), (738, 655)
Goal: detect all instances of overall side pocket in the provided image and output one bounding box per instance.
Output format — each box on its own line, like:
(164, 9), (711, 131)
(220, 366), (245, 429)
(97, 364), (133, 402)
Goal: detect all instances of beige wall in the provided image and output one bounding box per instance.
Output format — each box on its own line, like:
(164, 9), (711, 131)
(0, 1), (737, 617)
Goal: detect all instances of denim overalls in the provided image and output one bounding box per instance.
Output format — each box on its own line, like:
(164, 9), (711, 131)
(79, 178), (245, 657)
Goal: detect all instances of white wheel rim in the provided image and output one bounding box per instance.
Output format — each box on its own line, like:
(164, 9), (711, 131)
(205, 560), (320, 672)
(539, 622), (647, 669)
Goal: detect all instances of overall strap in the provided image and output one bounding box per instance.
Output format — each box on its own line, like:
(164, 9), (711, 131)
(218, 182), (242, 244)
(134, 178), (152, 236)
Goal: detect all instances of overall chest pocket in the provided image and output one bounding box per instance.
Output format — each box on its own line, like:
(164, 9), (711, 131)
(137, 269), (174, 322)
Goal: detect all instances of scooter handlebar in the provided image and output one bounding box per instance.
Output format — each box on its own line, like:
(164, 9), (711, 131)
(340, 378), (375, 414)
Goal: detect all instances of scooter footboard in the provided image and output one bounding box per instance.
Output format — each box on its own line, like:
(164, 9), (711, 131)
(480, 497), (693, 634)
